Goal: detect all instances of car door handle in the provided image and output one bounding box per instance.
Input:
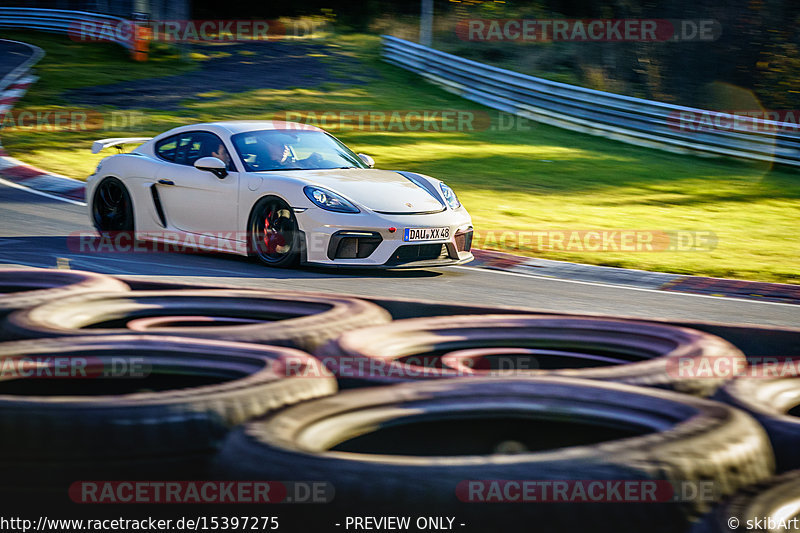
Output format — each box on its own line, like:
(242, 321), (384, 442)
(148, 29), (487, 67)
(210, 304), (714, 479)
(158, 179), (175, 186)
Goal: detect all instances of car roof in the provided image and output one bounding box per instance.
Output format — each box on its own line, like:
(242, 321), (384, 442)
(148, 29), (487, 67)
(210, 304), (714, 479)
(160, 121), (323, 138)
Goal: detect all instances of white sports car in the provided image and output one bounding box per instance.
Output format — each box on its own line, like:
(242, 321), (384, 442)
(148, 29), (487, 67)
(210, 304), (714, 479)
(87, 121), (474, 268)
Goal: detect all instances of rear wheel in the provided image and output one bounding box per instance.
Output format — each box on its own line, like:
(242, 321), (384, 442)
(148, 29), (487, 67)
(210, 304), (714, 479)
(91, 177), (134, 232)
(248, 197), (300, 268)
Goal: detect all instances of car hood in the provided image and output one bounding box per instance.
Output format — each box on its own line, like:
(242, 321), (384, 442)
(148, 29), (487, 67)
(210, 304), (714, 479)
(286, 169), (446, 213)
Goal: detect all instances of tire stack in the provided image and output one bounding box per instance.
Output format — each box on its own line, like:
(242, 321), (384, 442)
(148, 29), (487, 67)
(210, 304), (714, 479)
(0, 268), (386, 507)
(0, 267), (796, 532)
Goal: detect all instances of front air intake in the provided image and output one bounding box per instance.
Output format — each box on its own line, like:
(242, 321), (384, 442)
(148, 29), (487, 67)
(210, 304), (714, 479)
(327, 231), (383, 260)
(454, 229), (473, 252)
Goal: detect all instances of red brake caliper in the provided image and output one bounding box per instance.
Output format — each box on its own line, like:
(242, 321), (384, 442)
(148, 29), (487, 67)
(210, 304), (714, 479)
(263, 215), (271, 251)
(263, 209), (287, 254)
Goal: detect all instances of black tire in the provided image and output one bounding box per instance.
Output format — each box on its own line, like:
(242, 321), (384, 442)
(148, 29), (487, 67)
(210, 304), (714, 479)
(1, 288), (391, 350)
(0, 335), (336, 492)
(714, 377), (800, 473)
(214, 377), (774, 532)
(248, 196), (300, 268)
(91, 176), (134, 232)
(691, 470), (800, 532)
(315, 314), (744, 395)
(0, 267), (129, 319)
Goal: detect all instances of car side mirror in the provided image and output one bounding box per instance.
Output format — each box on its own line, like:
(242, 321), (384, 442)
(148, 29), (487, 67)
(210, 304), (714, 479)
(358, 153), (375, 168)
(194, 157), (228, 179)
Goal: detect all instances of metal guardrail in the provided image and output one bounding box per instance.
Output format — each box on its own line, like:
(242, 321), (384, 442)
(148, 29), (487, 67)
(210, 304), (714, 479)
(0, 7), (133, 50)
(383, 35), (800, 168)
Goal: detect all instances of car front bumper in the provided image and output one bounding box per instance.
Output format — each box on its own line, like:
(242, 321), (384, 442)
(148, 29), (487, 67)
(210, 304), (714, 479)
(296, 206), (474, 268)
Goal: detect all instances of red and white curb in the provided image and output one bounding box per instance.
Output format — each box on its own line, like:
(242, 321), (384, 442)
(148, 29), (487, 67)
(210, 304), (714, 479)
(0, 74), (36, 111)
(0, 41), (86, 206)
(0, 153), (86, 205)
(471, 249), (800, 305)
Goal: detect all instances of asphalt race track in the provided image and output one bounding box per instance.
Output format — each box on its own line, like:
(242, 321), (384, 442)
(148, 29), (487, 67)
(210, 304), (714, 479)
(0, 39), (35, 80)
(1, 182), (798, 328)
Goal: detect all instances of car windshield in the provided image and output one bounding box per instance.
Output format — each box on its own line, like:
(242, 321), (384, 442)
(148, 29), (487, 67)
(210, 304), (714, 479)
(230, 129), (368, 172)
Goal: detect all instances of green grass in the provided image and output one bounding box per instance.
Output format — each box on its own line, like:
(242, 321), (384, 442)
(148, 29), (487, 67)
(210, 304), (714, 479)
(2, 32), (799, 283)
(0, 30), (195, 176)
(2, 32), (195, 102)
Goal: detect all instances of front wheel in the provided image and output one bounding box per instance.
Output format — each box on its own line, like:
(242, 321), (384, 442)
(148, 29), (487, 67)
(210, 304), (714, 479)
(248, 197), (300, 268)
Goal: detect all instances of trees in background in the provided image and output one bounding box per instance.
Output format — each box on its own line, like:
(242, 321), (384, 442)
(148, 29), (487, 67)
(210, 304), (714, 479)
(189, 0), (798, 110)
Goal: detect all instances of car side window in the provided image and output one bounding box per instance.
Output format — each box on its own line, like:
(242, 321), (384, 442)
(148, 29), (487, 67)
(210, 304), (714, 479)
(155, 135), (178, 162)
(173, 134), (195, 165)
(165, 131), (234, 171)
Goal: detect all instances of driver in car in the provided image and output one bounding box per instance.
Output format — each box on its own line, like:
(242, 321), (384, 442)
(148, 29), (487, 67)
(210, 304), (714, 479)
(211, 143), (232, 169)
(266, 141), (293, 168)
(264, 140), (325, 170)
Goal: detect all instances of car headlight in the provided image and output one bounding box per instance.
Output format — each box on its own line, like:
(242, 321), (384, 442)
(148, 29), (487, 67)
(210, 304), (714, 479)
(439, 183), (461, 210)
(304, 186), (360, 213)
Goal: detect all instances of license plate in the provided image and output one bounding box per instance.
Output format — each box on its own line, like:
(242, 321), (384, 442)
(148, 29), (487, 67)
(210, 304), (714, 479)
(403, 227), (451, 242)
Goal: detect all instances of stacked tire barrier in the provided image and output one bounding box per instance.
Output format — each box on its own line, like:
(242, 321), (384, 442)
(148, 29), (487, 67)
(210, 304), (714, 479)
(0, 268), (128, 317)
(0, 266), (798, 532)
(315, 314), (746, 396)
(715, 378), (800, 473)
(0, 336), (336, 493)
(216, 378), (773, 531)
(0, 288), (392, 350)
(691, 470), (800, 533)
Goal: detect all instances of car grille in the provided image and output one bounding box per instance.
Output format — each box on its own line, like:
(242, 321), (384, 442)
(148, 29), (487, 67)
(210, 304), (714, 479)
(385, 244), (449, 266)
